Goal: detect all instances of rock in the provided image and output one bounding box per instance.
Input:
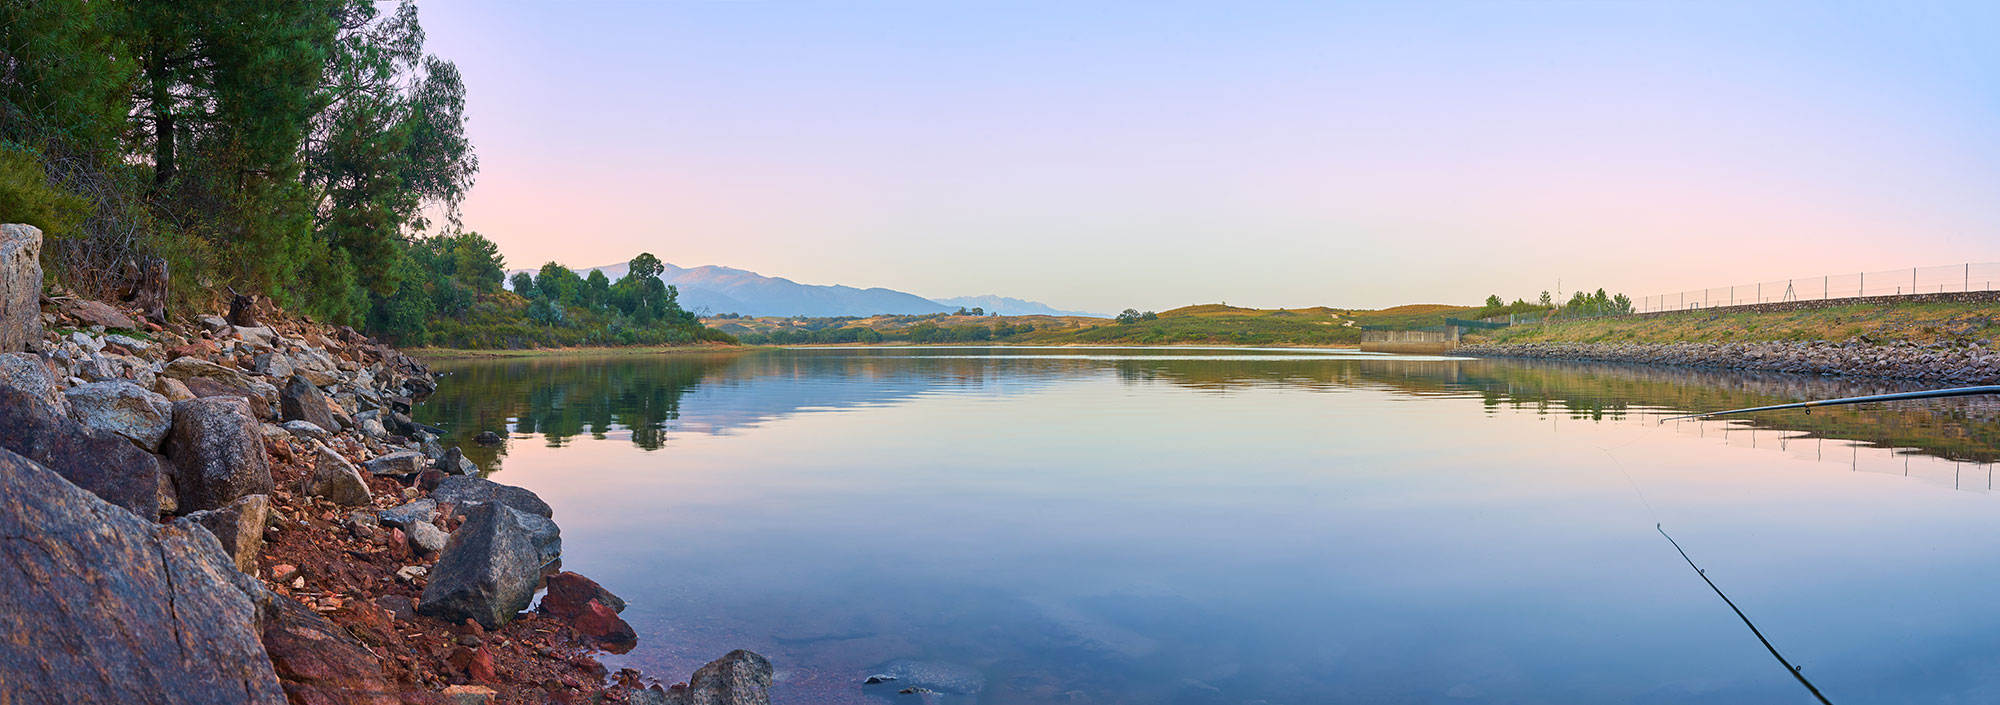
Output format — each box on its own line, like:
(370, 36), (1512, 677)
(155, 375), (195, 402)
(440, 685), (497, 705)
(252, 352), (294, 379)
(418, 467), (446, 491)
(198, 314), (231, 333)
(343, 511), (381, 538)
(660, 650), (775, 705)
(474, 430), (503, 445)
(363, 450), (429, 476)
(359, 416), (388, 438)
(279, 373), (338, 430)
(177, 493), (271, 573)
(303, 443), (373, 506)
(408, 519), (449, 558)
(64, 298), (139, 330)
(0, 445), (288, 704)
(0, 224), (43, 352)
(432, 475), (554, 518)
(183, 375), (273, 420)
(899, 687), (937, 695)
(164, 396), (273, 512)
(863, 675), (897, 684)
(281, 419), (329, 441)
(416, 502), (545, 629)
(161, 355), (255, 388)
(574, 600), (638, 651)
(105, 332), (150, 351)
(0, 351), (68, 415)
(437, 446), (478, 475)
(395, 565), (428, 583)
(540, 571), (628, 618)
(64, 380), (173, 451)
(0, 384), (167, 518)
(515, 510), (563, 566)
(259, 589), (401, 704)
(379, 498), (437, 529)
(234, 325), (278, 347)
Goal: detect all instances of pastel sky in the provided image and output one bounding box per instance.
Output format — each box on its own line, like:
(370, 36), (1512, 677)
(419, 0), (1999, 313)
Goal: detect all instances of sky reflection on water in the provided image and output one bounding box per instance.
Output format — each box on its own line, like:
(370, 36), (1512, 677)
(416, 348), (2000, 704)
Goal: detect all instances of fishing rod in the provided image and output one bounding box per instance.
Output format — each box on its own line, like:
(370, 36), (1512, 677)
(1658, 524), (1834, 705)
(1657, 385), (2000, 423)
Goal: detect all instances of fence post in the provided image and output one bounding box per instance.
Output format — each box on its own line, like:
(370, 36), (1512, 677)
(1967, 263), (1971, 292)
(1912, 267), (1917, 295)
(1859, 272), (1864, 297)
(1823, 276), (1828, 299)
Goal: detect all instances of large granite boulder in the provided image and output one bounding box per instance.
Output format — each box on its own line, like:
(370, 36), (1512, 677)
(0, 446), (288, 704)
(659, 650), (775, 705)
(0, 384), (166, 518)
(279, 374), (338, 432)
(302, 443), (371, 506)
(176, 493), (271, 573)
(0, 223), (42, 353)
(0, 352), (66, 415)
(182, 377), (273, 420)
(165, 396), (273, 512)
(431, 475), (553, 518)
(416, 502), (543, 629)
(64, 380), (174, 451)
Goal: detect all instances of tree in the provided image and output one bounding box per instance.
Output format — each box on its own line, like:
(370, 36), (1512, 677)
(584, 269), (610, 308)
(450, 232), (504, 294)
(1484, 294), (1503, 308)
(509, 272), (537, 299)
(1539, 291), (1553, 307)
(1116, 309), (1142, 325)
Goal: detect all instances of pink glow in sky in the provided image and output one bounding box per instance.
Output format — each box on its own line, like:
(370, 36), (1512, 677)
(418, 1), (1999, 312)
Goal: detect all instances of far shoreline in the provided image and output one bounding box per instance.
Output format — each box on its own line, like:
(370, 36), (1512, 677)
(408, 342), (750, 361)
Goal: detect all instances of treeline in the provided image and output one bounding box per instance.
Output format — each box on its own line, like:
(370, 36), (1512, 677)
(0, 1), (720, 348)
(1471, 289), (1631, 320)
(737, 320), (1043, 345)
(377, 244), (730, 348)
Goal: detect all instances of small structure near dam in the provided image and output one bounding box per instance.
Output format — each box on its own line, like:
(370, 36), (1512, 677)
(1361, 327), (1460, 354)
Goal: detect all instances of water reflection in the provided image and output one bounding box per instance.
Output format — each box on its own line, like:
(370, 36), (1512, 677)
(419, 348), (2000, 467)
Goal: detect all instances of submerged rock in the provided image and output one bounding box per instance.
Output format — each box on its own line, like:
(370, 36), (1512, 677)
(0, 445), (287, 704)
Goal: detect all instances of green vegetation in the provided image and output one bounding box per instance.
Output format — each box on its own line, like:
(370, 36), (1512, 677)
(0, 0), (726, 349)
(1475, 300), (2000, 346)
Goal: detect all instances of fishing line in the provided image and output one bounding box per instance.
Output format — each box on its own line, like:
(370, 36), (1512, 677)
(1658, 524), (1836, 705)
(1595, 411), (1833, 704)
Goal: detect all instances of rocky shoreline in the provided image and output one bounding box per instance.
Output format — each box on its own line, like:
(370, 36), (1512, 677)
(0, 224), (768, 704)
(1457, 339), (2000, 385)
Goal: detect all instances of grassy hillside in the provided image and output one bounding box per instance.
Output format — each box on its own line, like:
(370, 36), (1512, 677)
(711, 302), (1504, 347)
(1473, 300), (2000, 346)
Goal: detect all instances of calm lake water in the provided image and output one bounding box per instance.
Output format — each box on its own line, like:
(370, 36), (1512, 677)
(414, 347), (2000, 704)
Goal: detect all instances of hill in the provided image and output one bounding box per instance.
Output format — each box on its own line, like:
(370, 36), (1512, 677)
(713, 303), (1493, 347)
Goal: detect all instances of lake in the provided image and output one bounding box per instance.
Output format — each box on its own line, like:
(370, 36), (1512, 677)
(414, 347), (2000, 704)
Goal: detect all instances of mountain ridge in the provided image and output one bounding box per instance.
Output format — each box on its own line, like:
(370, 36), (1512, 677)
(506, 261), (1100, 318)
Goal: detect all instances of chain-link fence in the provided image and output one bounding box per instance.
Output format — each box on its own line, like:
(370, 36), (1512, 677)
(1633, 262), (2000, 313)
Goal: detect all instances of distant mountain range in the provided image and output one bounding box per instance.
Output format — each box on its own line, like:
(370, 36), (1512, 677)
(509, 261), (1102, 318)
